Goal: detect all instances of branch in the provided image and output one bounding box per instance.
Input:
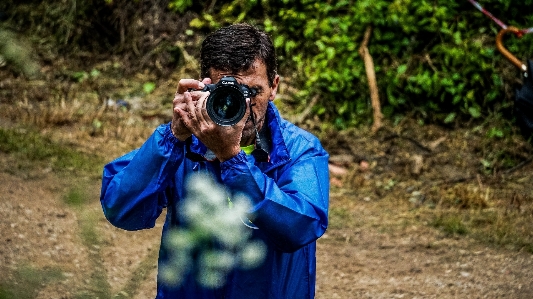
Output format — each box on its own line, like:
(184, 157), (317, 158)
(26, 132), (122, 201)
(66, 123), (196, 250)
(293, 94), (319, 125)
(358, 26), (383, 133)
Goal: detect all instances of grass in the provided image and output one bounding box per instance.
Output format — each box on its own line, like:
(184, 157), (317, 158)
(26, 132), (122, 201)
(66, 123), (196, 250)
(429, 209), (533, 253)
(329, 174), (533, 254)
(0, 126), (104, 177)
(430, 214), (468, 236)
(76, 209), (113, 299)
(0, 265), (64, 299)
(423, 183), (533, 253)
(64, 185), (158, 299)
(63, 185), (92, 206)
(0, 74), (165, 298)
(328, 206), (352, 230)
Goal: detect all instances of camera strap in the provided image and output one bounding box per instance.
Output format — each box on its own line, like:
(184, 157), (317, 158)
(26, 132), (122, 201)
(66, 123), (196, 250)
(251, 125), (270, 162)
(249, 103), (271, 163)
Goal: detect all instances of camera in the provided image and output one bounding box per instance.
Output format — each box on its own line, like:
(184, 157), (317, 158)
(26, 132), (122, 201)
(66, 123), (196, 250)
(200, 76), (257, 126)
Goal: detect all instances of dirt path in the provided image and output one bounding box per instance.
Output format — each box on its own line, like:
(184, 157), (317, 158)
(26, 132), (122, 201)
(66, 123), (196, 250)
(317, 194), (533, 299)
(0, 169), (161, 298)
(1, 167), (533, 298)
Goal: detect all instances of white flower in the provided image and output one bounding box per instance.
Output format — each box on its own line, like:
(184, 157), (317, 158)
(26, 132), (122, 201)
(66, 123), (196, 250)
(162, 172), (266, 288)
(240, 241), (267, 269)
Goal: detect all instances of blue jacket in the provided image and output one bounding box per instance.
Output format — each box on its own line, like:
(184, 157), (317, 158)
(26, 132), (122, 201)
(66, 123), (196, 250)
(100, 102), (329, 298)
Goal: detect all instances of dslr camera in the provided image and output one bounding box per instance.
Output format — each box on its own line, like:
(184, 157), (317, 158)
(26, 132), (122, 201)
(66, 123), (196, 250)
(200, 76), (257, 126)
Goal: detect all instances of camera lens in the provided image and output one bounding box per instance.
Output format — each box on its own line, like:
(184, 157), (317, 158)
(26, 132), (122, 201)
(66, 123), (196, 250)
(206, 86), (246, 126)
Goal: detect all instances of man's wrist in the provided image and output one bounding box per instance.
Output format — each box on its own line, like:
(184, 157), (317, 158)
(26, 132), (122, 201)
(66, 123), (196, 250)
(163, 122), (187, 144)
(216, 148), (242, 162)
(220, 150), (247, 167)
(170, 125), (190, 142)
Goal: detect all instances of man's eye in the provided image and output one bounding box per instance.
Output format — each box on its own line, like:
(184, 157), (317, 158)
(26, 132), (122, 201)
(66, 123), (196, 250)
(251, 88), (261, 97)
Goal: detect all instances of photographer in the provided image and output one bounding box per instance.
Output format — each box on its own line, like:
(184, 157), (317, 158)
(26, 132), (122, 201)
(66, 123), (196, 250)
(100, 23), (329, 299)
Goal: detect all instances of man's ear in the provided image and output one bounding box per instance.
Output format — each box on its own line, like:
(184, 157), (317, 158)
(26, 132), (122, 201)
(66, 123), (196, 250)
(269, 74), (280, 101)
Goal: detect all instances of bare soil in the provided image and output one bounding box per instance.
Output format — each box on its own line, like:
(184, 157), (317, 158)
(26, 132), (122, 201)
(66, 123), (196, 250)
(316, 195), (533, 299)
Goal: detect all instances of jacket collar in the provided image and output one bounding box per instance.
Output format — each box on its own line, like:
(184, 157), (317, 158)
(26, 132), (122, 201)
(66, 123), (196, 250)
(263, 102), (291, 166)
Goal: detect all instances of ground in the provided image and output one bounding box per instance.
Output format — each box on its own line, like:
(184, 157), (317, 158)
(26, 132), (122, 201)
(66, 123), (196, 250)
(1, 74), (533, 298)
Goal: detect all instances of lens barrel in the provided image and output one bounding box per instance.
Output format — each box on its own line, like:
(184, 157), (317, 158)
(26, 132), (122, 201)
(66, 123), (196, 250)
(204, 77), (250, 126)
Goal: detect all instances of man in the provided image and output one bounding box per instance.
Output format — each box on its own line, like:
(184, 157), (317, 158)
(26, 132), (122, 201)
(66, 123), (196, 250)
(100, 23), (329, 298)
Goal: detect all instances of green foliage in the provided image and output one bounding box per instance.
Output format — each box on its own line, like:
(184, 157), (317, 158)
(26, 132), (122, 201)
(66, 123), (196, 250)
(143, 82), (156, 94)
(169, 0), (533, 127)
(169, 0), (193, 14)
(0, 0), (114, 55)
(71, 69), (100, 82)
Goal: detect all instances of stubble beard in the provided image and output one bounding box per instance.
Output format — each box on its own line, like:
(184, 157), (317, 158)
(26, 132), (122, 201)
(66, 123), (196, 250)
(240, 120), (255, 146)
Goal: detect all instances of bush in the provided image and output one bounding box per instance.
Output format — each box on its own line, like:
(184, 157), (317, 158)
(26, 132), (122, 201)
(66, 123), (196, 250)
(171, 0), (533, 128)
(3, 0), (533, 127)
(0, 0), (194, 75)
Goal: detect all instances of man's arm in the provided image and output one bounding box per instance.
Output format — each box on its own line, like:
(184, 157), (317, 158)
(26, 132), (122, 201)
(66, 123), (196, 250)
(100, 123), (184, 231)
(220, 135), (329, 253)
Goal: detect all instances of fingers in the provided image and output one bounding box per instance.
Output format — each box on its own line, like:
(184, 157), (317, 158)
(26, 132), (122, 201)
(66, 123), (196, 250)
(185, 91), (197, 120)
(176, 79), (206, 94)
(237, 98), (252, 126)
(171, 78), (211, 141)
(195, 90), (210, 124)
(173, 90), (191, 115)
(179, 90), (210, 128)
(201, 77), (212, 85)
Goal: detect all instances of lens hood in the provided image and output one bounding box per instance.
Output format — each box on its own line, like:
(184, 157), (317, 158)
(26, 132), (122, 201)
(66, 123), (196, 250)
(204, 76), (252, 126)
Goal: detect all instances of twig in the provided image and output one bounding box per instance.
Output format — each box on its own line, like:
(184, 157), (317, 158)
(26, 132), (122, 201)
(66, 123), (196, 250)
(382, 132), (432, 153)
(206, 0), (217, 13)
(358, 26), (383, 133)
(502, 157), (533, 174)
(431, 176), (473, 186)
(293, 94), (319, 125)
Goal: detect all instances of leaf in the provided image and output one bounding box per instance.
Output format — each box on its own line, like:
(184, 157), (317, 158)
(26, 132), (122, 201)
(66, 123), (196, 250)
(444, 112), (456, 124)
(143, 82), (156, 94)
(397, 64), (407, 75)
(90, 69), (100, 78)
(72, 71), (88, 82)
(480, 159), (492, 168)
(468, 106), (481, 118)
(325, 47), (336, 60)
(487, 127), (504, 138)
(189, 18), (204, 28)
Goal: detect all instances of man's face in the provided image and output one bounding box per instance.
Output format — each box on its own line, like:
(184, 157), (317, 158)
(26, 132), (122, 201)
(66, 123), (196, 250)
(209, 59), (279, 146)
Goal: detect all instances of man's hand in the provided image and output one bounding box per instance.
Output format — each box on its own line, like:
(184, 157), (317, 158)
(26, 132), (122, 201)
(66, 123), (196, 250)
(171, 78), (209, 141)
(175, 84), (251, 162)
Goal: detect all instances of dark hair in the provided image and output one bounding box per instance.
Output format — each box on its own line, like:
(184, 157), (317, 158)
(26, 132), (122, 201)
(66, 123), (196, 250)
(200, 23), (277, 86)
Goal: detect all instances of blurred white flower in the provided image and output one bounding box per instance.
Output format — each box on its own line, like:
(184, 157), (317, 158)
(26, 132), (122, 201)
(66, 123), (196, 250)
(160, 263), (185, 286)
(240, 241), (267, 269)
(162, 172), (266, 288)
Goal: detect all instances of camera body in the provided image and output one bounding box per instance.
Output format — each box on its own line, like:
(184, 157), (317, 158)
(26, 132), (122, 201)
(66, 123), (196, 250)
(201, 76), (257, 126)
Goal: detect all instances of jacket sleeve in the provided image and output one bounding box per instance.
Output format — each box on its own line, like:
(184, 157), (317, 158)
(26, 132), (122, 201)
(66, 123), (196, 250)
(100, 123), (184, 231)
(220, 134), (329, 253)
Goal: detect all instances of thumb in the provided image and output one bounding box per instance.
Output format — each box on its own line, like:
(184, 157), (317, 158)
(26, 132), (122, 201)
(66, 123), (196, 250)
(242, 98), (252, 124)
(233, 98), (251, 129)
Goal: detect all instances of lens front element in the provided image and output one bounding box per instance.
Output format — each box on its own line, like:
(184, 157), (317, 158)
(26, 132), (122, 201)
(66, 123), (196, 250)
(206, 85), (247, 126)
